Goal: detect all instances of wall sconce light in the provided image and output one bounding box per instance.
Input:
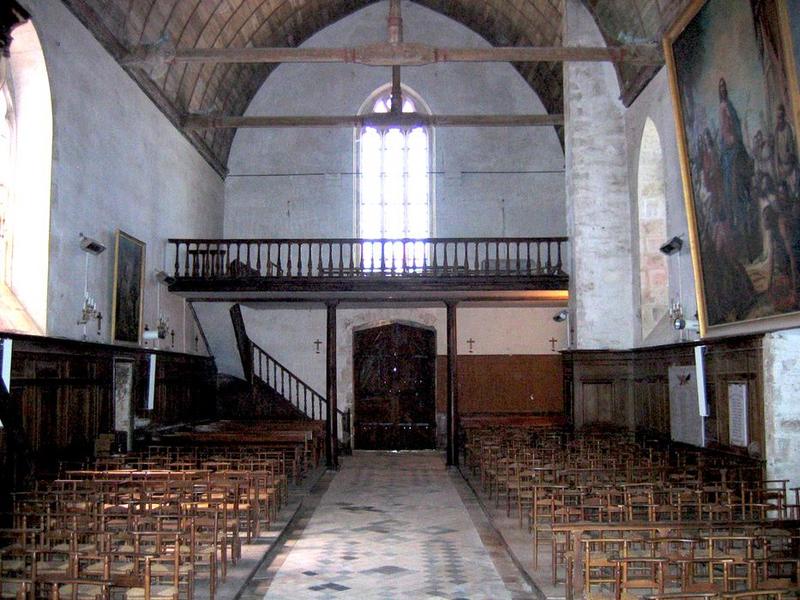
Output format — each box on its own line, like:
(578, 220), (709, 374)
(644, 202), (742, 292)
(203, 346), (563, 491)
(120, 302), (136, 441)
(659, 235), (684, 256)
(552, 309), (572, 349)
(670, 300), (699, 332)
(78, 233), (104, 340)
(79, 233), (106, 255)
(155, 270), (175, 285)
(151, 270), (172, 347)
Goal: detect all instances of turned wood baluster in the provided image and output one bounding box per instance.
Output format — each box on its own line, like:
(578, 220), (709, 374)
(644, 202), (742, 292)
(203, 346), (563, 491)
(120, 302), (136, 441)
(526, 241), (532, 274)
(174, 243), (181, 278)
(349, 241), (355, 274)
(189, 243), (197, 277)
(443, 241), (449, 273)
(324, 241), (331, 275)
(556, 240), (563, 273)
(338, 241), (344, 275)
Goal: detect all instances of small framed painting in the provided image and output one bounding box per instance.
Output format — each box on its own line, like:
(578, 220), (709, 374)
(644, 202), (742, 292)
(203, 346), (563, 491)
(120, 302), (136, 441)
(112, 230), (145, 345)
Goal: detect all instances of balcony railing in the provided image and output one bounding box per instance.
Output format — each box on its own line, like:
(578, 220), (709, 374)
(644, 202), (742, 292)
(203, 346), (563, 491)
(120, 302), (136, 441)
(167, 237), (568, 291)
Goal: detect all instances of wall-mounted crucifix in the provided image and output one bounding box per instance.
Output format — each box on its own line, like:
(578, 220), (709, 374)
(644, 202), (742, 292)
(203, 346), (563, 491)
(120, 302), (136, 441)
(314, 339), (322, 354)
(549, 337), (558, 352)
(466, 338), (475, 353)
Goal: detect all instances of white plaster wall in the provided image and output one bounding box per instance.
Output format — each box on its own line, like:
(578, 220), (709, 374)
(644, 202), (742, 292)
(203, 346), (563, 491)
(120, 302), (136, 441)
(21, 0), (224, 349)
(623, 68), (698, 347)
(763, 329), (800, 489)
(564, 0), (634, 350)
(224, 0), (565, 240)
(239, 304), (567, 415)
(193, 302), (243, 377)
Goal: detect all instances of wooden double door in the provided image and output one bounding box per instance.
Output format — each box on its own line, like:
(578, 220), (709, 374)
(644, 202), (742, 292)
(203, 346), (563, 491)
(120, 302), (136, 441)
(353, 322), (436, 450)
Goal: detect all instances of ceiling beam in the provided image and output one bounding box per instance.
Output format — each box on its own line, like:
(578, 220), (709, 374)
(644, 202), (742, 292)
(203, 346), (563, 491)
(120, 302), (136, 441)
(123, 42), (663, 69)
(183, 113), (565, 130)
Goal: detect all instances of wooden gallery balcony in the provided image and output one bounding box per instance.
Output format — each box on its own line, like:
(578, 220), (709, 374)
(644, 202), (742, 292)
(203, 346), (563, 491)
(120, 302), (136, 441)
(167, 237), (569, 297)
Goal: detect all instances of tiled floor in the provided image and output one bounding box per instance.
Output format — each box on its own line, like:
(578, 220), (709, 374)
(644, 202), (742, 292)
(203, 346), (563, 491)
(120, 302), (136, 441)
(255, 451), (533, 599)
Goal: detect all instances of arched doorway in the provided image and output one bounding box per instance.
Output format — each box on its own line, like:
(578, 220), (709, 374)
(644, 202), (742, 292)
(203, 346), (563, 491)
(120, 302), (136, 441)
(353, 321), (436, 450)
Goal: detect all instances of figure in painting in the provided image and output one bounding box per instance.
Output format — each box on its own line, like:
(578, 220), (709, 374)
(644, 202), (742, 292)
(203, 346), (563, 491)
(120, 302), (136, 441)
(718, 77), (758, 261)
(774, 104), (799, 197)
(752, 129), (775, 182)
(697, 128), (756, 323)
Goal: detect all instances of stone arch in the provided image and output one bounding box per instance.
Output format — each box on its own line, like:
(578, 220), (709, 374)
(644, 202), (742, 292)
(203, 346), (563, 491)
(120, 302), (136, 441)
(637, 117), (669, 340)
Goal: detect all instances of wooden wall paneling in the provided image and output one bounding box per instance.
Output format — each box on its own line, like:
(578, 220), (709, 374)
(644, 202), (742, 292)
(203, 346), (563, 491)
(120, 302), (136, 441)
(563, 335), (764, 455)
(704, 339), (763, 455)
(457, 354), (564, 414)
(151, 352), (216, 426)
(3, 333), (217, 475)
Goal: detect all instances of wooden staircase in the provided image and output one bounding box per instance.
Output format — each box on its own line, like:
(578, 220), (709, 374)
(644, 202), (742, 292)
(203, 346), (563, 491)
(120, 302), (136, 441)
(229, 304), (351, 445)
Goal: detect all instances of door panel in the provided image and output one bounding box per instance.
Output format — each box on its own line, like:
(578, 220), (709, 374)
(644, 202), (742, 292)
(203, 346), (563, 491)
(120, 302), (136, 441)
(353, 323), (436, 450)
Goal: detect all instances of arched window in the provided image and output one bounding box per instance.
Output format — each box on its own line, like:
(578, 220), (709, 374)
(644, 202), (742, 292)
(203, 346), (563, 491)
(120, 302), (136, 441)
(0, 21), (52, 334)
(357, 86), (431, 269)
(637, 118), (669, 340)
(0, 88), (12, 284)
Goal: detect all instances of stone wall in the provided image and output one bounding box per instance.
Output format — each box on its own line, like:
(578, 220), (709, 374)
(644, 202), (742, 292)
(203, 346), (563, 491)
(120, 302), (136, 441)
(21, 0), (224, 350)
(623, 68), (698, 347)
(224, 0), (566, 241)
(563, 0), (634, 350)
(763, 330), (800, 489)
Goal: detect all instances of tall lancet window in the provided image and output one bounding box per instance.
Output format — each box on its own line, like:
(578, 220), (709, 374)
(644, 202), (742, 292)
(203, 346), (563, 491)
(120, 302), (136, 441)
(0, 87), (13, 285)
(357, 86), (431, 270)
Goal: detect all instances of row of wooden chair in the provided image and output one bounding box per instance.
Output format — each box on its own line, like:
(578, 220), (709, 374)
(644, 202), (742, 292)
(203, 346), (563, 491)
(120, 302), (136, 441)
(1, 434), (317, 599)
(464, 425), (800, 599)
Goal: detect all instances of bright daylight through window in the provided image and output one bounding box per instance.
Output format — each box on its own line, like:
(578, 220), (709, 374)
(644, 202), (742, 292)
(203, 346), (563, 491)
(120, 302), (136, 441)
(358, 91), (430, 271)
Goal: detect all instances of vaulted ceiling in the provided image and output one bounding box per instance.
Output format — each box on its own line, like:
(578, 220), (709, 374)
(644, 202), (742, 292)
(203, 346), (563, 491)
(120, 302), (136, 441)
(60, 0), (692, 176)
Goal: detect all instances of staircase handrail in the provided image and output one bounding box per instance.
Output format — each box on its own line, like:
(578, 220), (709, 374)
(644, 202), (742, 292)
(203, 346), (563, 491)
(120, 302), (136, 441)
(251, 341), (348, 421)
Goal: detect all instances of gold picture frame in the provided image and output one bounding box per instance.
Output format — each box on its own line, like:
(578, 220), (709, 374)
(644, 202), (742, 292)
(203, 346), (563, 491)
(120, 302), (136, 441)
(664, 0), (800, 337)
(111, 230), (145, 345)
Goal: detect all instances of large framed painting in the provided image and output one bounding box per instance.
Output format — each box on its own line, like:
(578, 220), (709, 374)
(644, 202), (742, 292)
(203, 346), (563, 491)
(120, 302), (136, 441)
(112, 230), (145, 345)
(664, 0), (800, 336)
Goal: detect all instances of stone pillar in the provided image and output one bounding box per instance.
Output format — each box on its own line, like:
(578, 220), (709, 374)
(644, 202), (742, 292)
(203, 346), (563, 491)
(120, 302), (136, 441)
(564, 0), (635, 350)
(763, 329), (800, 489)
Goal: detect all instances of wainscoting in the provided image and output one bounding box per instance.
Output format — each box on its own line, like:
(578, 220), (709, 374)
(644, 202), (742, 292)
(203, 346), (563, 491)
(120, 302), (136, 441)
(0, 333), (216, 506)
(563, 335), (763, 455)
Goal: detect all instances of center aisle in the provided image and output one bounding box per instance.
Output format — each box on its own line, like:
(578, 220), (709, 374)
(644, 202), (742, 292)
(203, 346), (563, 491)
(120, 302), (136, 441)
(261, 451), (517, 599)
